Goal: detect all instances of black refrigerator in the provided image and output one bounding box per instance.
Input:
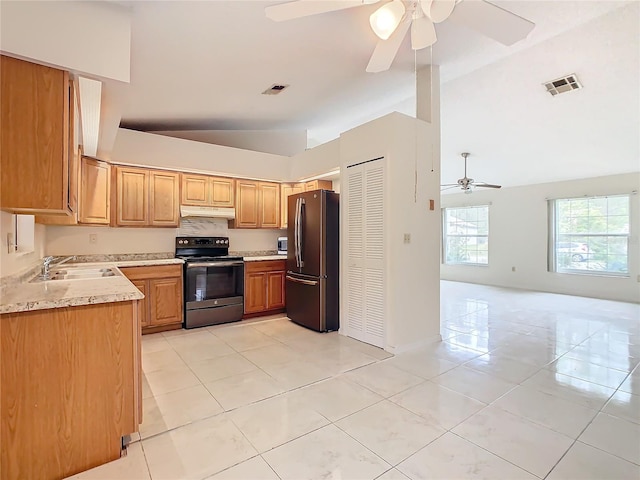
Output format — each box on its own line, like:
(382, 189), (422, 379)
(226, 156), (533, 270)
(286, 189), (339, 332)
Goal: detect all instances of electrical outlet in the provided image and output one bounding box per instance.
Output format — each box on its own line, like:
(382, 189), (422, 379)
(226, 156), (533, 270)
(89, 234), (97, 244)
(512, 266), (516, 272)
(404, 233), (411, 244)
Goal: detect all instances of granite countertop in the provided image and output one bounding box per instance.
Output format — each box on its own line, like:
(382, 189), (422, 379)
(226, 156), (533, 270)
(0, 254), (183, 315)
(0, 266), (144, 315)
(243, 255), (288, 261)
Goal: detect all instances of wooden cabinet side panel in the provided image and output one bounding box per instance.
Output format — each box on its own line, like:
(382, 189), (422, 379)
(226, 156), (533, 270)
(150, 171), (180, 226)
(244, 272), (267, 314)
(0, 303), (135, 480)
(1, 55), (68, 212)
(259, 182), (280, 229)
(181, 174), (209, 206)
(149, 277), (183, 326)
(280, 183), (305, 228)
(79, 157), (111, 224)
(267, 271), (286, 310)
(116, 167), (149, 226)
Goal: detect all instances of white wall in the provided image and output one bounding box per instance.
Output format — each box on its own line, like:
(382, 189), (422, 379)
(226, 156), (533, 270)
(109, 129), (291, 181)
(0, 1), (131, 82)
(152, 130), (307, 157)
(441, 173), (640, 303)
(0, 211), (46, 277)
(340, 112), (441, 353)
(290, 139), (340, 181)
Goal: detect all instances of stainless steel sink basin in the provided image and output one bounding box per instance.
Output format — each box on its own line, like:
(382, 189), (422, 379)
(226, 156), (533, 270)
(30, 266), (118, 282)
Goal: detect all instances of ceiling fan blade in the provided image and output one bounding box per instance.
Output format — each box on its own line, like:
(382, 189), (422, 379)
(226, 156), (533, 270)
(441, 185), (462, 191)
(265, 0), (363, 22)
(428, 0), (456, 23)
(440, 183), (460, 186)
(474, 183), (502, 189)
(411, 16), (437, 50)
(366, 17), (411, 73)
(448, 0), (534, 46)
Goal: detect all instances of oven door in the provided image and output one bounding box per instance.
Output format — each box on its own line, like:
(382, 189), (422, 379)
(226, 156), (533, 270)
(184, 260), (244, 311)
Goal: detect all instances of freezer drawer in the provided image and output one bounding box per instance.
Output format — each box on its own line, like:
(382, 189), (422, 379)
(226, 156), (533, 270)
(285, 273), (338, 332)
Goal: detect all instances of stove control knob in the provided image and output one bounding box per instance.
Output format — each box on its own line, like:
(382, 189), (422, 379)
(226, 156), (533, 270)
(215, 240), (220, 244)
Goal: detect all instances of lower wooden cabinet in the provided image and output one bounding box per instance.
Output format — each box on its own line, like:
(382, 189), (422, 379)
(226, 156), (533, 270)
(120, 264), (183, 333)
(244, 260), (286, 316)
(0, 301), (141, 480)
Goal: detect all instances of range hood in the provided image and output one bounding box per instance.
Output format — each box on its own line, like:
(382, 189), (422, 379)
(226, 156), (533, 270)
(180, 205), (236, 219)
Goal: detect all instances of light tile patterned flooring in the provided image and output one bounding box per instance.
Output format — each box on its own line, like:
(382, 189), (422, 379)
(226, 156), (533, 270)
(68, 281), (640, 479)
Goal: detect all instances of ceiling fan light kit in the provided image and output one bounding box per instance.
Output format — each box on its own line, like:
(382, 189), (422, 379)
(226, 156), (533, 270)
(370, 0), (406, 40)
(265, 0), (535, 72)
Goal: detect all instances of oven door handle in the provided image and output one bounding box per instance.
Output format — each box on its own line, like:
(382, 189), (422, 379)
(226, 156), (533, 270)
(286, 275), (318, 286)
(186, 261), (245, 268)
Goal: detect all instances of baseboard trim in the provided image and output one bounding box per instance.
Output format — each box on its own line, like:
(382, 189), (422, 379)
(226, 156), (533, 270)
(384, 334), (442, 354)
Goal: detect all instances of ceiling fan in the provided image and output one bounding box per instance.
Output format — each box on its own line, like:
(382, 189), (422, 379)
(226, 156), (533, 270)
(441, 152), (502, 193)
(265, 0), (535, 73)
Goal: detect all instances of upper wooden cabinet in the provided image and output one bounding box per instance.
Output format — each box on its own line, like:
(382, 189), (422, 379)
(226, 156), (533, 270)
(1, 55), (76, 215)
(181, 173), (234, 207)
(113, 166), (179, 227)
(232, 180), (280, 229)
(280, 183), (305, 228)
(37, 156), (111, 226)
(79, 157), (111, 224)
(150, 171), (180, 226)
(115, 167), (149, 226)
(260, 182), (280, 228)
(305, 180), (333, 191)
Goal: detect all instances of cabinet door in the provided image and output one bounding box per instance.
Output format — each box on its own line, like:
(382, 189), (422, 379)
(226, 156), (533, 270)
(235, 180), (259, 228)
(79, 157), (110, 224)
(305, 180), (332, 191)
(116, 167), (149, 226)
(150, 170), (179, 227)
(210, 177), (235, 207)
(1, 55), (70, 214)
(266, 271), (285, 310)
(244, 272), (267, 314)
(131, 280), (150, 328)
(280, 183), (305, 228)
(181, 174), (209, 206)
(259, 182), (280, 228)
(149, 277), (183, 326)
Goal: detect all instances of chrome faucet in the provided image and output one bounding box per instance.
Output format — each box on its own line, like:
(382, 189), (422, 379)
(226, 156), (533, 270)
(41, 255), (76, 278)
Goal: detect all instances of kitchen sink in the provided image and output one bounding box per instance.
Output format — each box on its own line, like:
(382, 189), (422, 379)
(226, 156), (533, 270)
(30, 267), (118, 282)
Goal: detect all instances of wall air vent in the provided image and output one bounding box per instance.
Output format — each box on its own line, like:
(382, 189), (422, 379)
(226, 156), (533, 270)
(262, 84), (289, 95)
(544, 74), (582, 96)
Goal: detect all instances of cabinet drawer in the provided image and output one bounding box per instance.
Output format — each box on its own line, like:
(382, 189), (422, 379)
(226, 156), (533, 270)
(120, 264), (182, 281)
(245, 260), (286, 273)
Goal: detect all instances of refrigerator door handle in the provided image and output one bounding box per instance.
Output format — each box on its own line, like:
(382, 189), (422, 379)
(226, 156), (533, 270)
(286, 275), (318, 286)
(294, 198), (300, 267)
(298, 198), (305, 267)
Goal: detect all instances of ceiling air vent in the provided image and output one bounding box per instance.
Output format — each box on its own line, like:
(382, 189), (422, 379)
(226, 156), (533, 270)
(262, 84), (289, 95)
(544, 74), (582, 96)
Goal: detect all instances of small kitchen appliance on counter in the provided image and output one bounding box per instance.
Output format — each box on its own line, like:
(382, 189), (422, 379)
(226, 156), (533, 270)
(175, 236), (244, 328)
(277, 236), (288, 255)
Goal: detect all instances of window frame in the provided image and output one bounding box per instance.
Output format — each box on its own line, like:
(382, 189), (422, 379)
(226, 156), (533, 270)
(442, 204), (490, 267)
(548, 194), (630, 278)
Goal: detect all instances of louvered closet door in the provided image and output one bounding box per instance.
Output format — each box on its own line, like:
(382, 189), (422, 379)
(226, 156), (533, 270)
(345, 159), (385, 348)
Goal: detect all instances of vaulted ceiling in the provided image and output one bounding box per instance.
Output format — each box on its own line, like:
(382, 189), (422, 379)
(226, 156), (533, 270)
(102, 0), (638, 187)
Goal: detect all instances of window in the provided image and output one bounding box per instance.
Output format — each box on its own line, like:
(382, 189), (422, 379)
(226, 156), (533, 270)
(550, 195), (630, 276)
(443, 205), (489, 265)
